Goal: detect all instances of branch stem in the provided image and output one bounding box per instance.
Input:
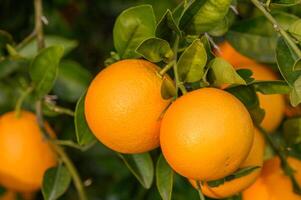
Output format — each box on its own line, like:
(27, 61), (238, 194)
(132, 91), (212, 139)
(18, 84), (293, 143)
(34, 0), (45, 50)
(250, 0), (301, 58)
(196, 181), (206, 200)
(16, 31), (36, 50)
(15, 86), (33, 118)
(159, 61), (175, 76)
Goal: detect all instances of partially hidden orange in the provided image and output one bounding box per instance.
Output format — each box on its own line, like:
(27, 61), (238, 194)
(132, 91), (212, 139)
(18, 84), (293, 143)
(0, 111), (57, 192)
(189, 128), (265, 199)
(160, 88), (254, 181)
(85, 59), (171, 154)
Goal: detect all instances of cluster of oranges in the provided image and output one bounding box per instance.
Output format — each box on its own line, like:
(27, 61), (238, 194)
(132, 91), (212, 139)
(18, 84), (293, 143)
(84, 42), (301, 199)
(0, 111), (57, 199)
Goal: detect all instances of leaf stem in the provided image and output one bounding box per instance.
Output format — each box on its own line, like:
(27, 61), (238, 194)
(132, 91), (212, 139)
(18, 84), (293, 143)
(16, 31), (36, 50)
(52, 139), (96, 152)
(15, 86), (33, 118)
(196, 181), (206, 200)
(159, 61), (175, 76)
(35, 101), (88, 200)
(250, 0), (301, 58)
(34, 0), (45, 50)
(256, 124), (301, 194)
(173, 36), (187, 96)
(44, 101), (75, 117)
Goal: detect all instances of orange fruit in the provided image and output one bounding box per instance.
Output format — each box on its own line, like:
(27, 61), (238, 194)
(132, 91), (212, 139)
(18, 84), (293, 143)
(243, 156), (301, 200)
(0, 111), (57, 192)
(217, 42), (255, 67)
(0, 191), (15, 200)
(85, 59), (170, 153)
(236, 62), (285, 132)
(189, 128), (265, 198)
(219, 42), (285, 132)
(160, 88), (254, 181)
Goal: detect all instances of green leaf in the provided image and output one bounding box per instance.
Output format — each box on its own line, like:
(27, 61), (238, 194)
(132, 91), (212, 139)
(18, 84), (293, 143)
(42, 164), (71, 200)
(161, 76), (176, 99)
(29, 45), (64, 99)
(113, 5), (156, 59)
(118, 152), (154, 189)
(180, 0), (232, 35)
(0, 58), (28, 80)
(226, 85), (265, 124)
(19, 35), (77, 58)
(178, 39), (207, 83)
(283, 117), (301, 145)
(199, 35), (214, 60)
(208, 58), (246, 87)
(207, 166), (260, 187)
(156, 154), (173, 200)
(253, 80), (291, 94)
(226, 12), (299, 63)
(156, 9), (181, 41)
(208, 11), (235, 37)
(136, 38), (174, 63)
(236, 69), (255, 84)
(289, 19), (301, 42)
(75, 93), (96, 146)
(53, 60), (92, 103)
(294, 58), (301, 71)
(291, 76), (301, 106)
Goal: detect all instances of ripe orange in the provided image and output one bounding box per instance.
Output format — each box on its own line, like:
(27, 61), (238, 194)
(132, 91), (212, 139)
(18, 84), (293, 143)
(85, 59), (171, 153)
(219, 42), (285, 132)
(189, 128), (265, 198)
(217, 42), (255, 67)
(0, 111), (57, 192)
(160, 88), (254, 181)
(243, 156), (301, 200)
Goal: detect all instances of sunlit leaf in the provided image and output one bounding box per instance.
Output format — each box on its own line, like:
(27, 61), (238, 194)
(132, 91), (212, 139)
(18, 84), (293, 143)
(177, 39), (207, 83)
(161, 76), (176, 99)
(29, 45), (64, 99)
(113, 5), (156, 58)
(253, 80), (291, 94)
(136, 38), (174, 63)
(289, 19), (301, 42)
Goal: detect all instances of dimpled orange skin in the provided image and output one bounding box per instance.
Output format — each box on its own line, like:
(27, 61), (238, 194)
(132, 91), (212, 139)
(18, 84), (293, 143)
(189, 128), (265, 199)
(160, 88), (254, 181)
(0, 111), (57, 192)
(219, 42), (286, 132)
(85, 59), (170, 154)
(243, 156), (301, 200)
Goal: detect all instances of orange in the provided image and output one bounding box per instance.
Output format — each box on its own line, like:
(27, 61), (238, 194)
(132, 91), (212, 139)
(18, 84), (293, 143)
(243, 156), (301, 200)
(0, 111), (57, 192)
(160, 88), (254, 181)
(219, 42), (285, 132)
(85, 59), (170, 153)
(189, 128), (265, 199)
(217, 42), (255, 67)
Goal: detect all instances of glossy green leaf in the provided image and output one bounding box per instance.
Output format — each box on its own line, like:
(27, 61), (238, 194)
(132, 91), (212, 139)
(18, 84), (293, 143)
(178, 39), (207, 83)
(42, 165), (71, 200)
(199, 35), (214, 60)
(227, 85), (265, 124)
(208, 11), (235, 37)
(29, 45), (64, 99)
(119, 153), (154, 189)
(291, 76), (301, 106)
(271, 0), (301, 7)
(0, 58), (28, 80)
(53, 60), (92, 103)
(226, 12), (299, 63)
(236, 69), (255, 84)
(180, 0), (232, 35)
(75, 93), (96, 146)
(207, 166), (260, 187)
(161, 76), (176, 99)
(283, 117), (301, 145)
(156, 154), (173, 200)
(136, 38), (174, 63)
(156, 9), (181, 41)
(19, 35), (77, 58)
(113, 5), (156, 59)
(253, 80), (291, 94)
(289, 19), (301, 41)
(208, 58), (246, 87)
